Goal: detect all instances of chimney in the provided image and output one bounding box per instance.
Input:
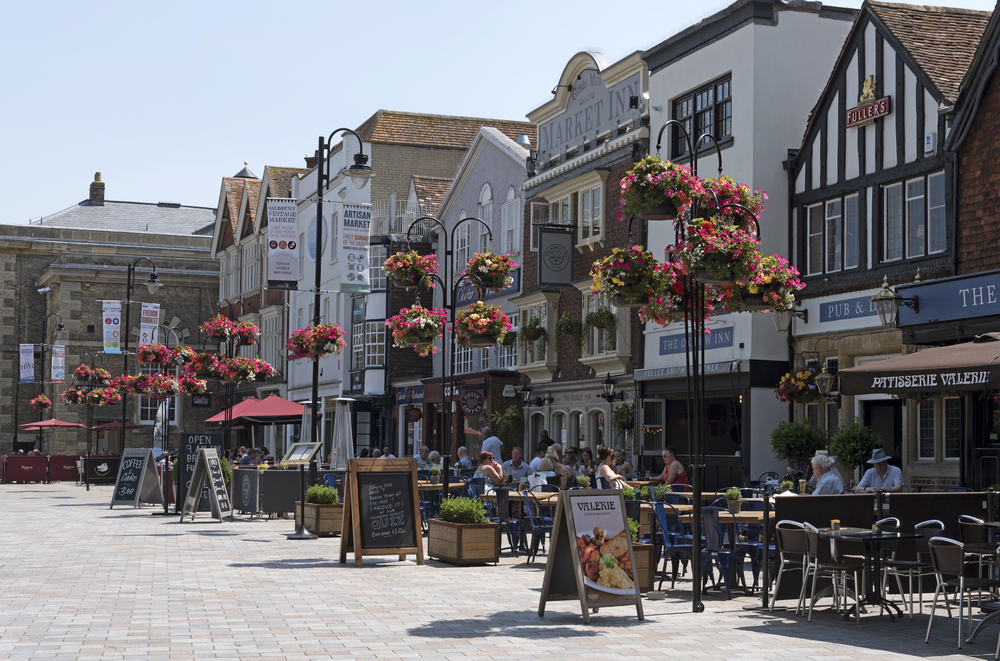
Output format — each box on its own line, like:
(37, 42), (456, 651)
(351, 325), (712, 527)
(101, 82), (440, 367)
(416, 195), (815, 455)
(304, 150), (319, 169)
(89, 172), (105, 205)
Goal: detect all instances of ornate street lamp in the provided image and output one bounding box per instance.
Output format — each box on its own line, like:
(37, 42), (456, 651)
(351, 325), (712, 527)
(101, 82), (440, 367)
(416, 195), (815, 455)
(771, 307), (808, 333)
(871, 275), (918, 327)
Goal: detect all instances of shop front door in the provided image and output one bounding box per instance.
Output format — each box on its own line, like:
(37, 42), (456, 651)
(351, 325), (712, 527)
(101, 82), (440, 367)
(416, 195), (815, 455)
(863, 400), (902, 468)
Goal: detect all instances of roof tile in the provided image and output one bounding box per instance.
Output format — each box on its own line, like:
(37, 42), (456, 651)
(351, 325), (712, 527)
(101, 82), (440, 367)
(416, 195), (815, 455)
(412, 176), (453, 217)
(354, 110), (536, 150)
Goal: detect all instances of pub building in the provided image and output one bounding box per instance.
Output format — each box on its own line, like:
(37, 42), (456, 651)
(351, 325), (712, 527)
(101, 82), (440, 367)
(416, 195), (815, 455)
(513, 50), (648, 462)
(786, 1), (990, 489)
(637, 0), (855, 486)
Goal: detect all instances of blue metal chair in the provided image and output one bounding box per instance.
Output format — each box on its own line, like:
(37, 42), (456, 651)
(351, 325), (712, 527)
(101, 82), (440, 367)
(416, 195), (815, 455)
(521, 489), (553, 563)
(702, 506), (737, 599)
(671, 483), (693, 493)
(759, 471), (779, 483)
(491, 487), (520, 557)
(651, 502), (693, 589)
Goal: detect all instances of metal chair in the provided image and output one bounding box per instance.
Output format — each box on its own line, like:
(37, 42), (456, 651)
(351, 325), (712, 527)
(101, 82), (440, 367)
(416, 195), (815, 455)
(883, 519), (942, 619)
(802, 524), (864, 623)
(651, 502), (693, 589)
(759, 471), (780, 483)
(701, 507), (739, 599)
(489, 487), (520, 557)
(926, 537), (1000, 649)
(958, 515), (1000, 580)
(769, 520), (808, 612)
(521, 489), (553, 564)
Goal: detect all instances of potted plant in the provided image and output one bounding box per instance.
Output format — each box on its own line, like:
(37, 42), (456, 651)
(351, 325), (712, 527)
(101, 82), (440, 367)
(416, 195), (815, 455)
(555, 311), (585, 353)
(73, 365), (112, 385)
(779, 480), (794, 493)
(521, 315), (545, 342)
(384, 250), (439, 290)
(586, 308), (616, 331)
(628, 516), (656, 593)
(724, 487), (743, 513)
(611, 402), (634, 435)
(30, 395), (52, 411)
(233, 321), (260, 345)
(178, 375), (208, 395)
(86, 387), (121, 407)
(428, 496), (500, 565)
(294, 484), (343, 537)
(700, 175), (767, 229)
(725, 253), (805, 314)
(226, 357), (277, 382)
(769, 421), (828, 475)
(590, 245), (660, 308)
(500, 331), (517, 346)
(828, 418), (884, 472)
(454, 301), (511, 348)
(575, 474), (591, 488)
(183, 352), (221, 379)
(775, 366), (820, 403)
(616, 156), (704, 221)
(428, 465), (441, 484)
(385, 305), (447, 357)
(149, 375), (182, 400)
(675, 219), (760, 288)
(136, 343), (172, 366)
(463, 252), (518, 291)
(287, 323), (347, 361)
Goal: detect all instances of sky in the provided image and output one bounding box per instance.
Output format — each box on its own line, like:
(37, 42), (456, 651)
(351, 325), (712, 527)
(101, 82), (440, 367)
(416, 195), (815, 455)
(1, 0), (995, 224)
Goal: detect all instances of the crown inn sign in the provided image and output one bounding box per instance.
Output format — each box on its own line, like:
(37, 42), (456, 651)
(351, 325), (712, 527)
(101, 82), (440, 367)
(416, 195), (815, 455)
(846, 75), (891, 129)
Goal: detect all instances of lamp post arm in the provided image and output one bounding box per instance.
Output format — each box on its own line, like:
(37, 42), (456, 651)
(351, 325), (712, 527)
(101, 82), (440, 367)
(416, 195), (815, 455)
(654, 119), (693, 161)
(691, 132), (724, 180)
(404, 216), (447, 252)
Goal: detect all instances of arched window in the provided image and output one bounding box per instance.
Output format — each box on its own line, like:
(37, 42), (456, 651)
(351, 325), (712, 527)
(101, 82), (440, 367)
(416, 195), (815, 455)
(478, 184), (493, 252)
(501, 186), (519, 255)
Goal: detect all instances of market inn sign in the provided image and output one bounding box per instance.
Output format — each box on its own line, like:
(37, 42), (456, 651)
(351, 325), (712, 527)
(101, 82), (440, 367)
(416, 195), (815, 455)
(846, 75), (891, 129)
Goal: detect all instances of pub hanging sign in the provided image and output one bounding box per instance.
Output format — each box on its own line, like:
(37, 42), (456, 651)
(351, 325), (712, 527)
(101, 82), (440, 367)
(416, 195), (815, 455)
(846, 75), (891, 129)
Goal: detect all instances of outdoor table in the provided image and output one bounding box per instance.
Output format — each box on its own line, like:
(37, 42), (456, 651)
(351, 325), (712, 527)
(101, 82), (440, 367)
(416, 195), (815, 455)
(818, 528), (922, 621)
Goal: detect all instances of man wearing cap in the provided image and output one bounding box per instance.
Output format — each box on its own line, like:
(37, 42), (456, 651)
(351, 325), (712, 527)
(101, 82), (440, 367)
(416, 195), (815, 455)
(854, 448), (903, 492)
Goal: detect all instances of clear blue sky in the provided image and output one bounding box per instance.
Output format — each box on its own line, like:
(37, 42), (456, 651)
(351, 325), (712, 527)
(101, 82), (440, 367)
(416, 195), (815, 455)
(1, 0), (993, 224)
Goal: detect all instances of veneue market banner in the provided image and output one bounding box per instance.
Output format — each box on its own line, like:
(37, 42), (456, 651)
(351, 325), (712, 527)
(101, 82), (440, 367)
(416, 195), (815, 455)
(838, 332), (1000, 395)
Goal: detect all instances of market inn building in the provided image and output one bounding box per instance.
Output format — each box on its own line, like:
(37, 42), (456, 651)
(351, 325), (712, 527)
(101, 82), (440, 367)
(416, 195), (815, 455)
(786, 1), (991, 490)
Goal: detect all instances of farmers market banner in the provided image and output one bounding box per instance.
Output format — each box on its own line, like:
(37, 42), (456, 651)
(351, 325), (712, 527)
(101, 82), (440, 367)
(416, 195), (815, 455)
(340, 203), (372, 294)
(139, 303), (160, 345)
(266, 198), (298, 290)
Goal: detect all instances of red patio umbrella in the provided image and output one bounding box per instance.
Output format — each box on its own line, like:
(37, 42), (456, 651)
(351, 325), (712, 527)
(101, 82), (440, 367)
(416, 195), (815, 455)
(20, 419), (86, 429)
(205, 395), (310, 425)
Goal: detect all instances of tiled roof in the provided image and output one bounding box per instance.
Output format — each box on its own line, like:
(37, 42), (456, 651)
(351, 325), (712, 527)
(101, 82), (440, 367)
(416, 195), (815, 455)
(412, 176), (453, 217)
(868, 1), (991, 104)
(32, 200), (216, 236)
(219, 176), (261, 248)
(263, 166), (309, 198)
(354, 110), (536, 150)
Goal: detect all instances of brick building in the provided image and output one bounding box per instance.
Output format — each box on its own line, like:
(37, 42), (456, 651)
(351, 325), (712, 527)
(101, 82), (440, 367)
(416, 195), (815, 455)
(0, 173), (219, 456)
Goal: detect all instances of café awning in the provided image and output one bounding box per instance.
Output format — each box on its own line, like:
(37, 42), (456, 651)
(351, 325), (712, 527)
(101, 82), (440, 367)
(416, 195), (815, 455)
(204, 395), (309, 425)
(838, 332), (1000, 395)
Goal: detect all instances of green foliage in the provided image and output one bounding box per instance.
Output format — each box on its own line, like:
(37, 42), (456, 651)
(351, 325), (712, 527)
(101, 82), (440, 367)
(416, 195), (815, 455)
(622, 485), (640, 500)
(439, 496), (486, 524)
(611, 403), (634, 435)
(305, 484), (339, 505)
(172, 455), (232, 492)
(627, 517), (640, 544)
(769, 421), (828, 467)
(780, 480), (794, 490)
(428, 465), (441, 475)
(586, 308), (617, 331)
(491, 405), (523, 448)
(519, 316), (548, 352)
(555, 311), (586, 353)
(725, 487), (741, 501)
(829, 417), (885, 468)
(576, 474), (591, 488)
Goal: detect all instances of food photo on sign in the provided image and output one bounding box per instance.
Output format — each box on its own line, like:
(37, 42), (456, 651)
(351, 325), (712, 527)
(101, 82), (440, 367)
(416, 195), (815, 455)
(571, 495), (636, 599)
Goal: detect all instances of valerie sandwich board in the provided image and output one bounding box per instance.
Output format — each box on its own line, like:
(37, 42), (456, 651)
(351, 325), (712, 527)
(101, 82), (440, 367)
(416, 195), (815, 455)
(538, 489), (643, 623)
(179, 448), (232, 522)
(339, 458), (423, 567)
(110, 448), (164, 509)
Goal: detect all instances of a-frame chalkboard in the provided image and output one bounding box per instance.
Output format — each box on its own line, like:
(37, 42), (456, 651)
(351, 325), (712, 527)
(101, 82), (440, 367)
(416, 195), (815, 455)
(110, 448), (164, 509)
(179, 448), (232, 522)
(538, 490), (643, 623)
(339, 458), (423, 567)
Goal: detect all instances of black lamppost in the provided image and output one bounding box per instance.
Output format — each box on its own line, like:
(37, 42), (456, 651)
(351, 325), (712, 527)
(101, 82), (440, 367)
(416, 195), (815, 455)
(39, 312), (66, 427)
(288, 128), (375, 542)
(404, 216), (493, 466)
(120, 258), (162, 453)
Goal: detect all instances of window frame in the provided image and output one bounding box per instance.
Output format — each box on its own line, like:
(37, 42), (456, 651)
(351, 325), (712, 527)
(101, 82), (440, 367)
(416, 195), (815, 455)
(806, 194), (863, 276)
(672, 74), (733, 159)
(364, 320), (385, 368)
(501, 188), (519, 255)
(881, 170), (946, 264)
(369, 244), (387, 291)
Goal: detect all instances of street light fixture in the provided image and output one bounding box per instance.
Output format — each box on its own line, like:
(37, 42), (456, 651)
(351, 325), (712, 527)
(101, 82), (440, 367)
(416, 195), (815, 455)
(771, 306), (808, 333)
(871, 275), (918, 327)
(121, 257), (161, 453)
(814, 364), (841, 408)
(600, 373), (624, 403)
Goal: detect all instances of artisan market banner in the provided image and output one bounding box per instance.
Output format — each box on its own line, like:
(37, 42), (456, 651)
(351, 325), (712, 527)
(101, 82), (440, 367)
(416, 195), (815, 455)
(266, 198), (299, 290)
(19, 344), (34, 383)
(51, 345), (65, 384)
(103, 300), (122, 354)
(340, 203), (372, 294)
(139, 302), (160, 345)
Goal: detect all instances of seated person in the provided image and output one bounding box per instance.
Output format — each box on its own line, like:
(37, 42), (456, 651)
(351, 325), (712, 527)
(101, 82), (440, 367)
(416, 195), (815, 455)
(239, 449), (259, 466)
(806, 449), (843, 493)
(456, 446), (474, 471)
(544, 448), (574, 490)
(576, 447), (596, 476)
(427, 450), (442, 470)
(648, 446), (689, 486)
(501, 447), (532, 481)
(414, 446), (430, 469)
(529, 446), (547, 472)
(564, 447), (579, 474)
(596, 445), (627, 489)
(474, 451), (504, 491)
(612, 449), (633, 477)
(810, 454), (844, 495)
(854, 448), (903, 493)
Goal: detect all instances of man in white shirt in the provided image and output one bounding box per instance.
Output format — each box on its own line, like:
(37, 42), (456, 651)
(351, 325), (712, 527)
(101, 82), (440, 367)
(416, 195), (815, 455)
(414, 446), (429, 469)
(502, 447), (532, 481)
(480, 427), (503, 461)
(529, 446), (546, 472)
(381, 446), (395, 459)
(855, 448), (904, 492)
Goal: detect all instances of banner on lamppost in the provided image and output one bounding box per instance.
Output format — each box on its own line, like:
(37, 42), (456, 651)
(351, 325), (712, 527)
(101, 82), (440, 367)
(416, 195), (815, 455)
(340, 203), (372, 294)
(19, 344), (34, 383)
(103, 300), (122, 354)
(51, 345), (65, 384)
(139, 303), (160, 345)
(266, 197), (299, 290)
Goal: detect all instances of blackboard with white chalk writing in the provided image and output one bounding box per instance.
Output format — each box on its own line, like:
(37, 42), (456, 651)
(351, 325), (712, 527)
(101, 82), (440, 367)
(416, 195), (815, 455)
(356, 472), (415, 549)
(207, 455), (231, 515)
(110, 448), (164, 509)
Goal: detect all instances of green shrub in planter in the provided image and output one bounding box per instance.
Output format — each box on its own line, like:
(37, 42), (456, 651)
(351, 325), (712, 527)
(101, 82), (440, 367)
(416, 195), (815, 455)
(439, 496), (486, 524)
(575, 474), (591, 488)
(627, 517), (640, 544)
(724, 487), (742, 501)
(770, 421), (828, 468)
(828, 417), (884, 469)
(428, 466), (441, 476)
(306, 484), (339, 505)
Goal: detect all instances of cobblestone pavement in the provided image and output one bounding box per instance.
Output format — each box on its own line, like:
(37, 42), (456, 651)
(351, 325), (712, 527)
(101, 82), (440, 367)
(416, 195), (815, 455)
(0, 483), (993, 660)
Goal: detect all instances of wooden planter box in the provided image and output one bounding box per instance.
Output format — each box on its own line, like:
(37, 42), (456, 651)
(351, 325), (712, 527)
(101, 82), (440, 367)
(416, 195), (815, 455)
(294, 502), (344, 537)
(632, 543), (656, 594)
(427, 518), (499, 565)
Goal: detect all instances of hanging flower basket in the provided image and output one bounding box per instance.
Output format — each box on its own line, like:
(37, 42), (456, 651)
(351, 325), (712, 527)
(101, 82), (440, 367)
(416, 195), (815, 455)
(677, 219), (760, 289)
(118, 374), (154, 396)
(454, 301), (511, 348)
(86, 387), (121, 407)
(178, 375), (208, 396)
(386, 305), (447, 358)
(701, 175), (768, 229)
(617, 156), (704, 222)
(234, 321), (261, 345)
(522, 325), (543, 341)
(500, 331), (517, 347)
(226, 357), (277, 382)
(136, 343), (171, 365)
(72, 365), (112, 385)
(636, 204), (678, 221)
(590, 245), (659, 308)
(149, 375), (182, 400)
(200, 315), (234, 342)
(183, 352), (221, 379)
(793, 391), (820, 404)
(464, 252), (518, 292)
(170, 346), (196, 367)
(775, 367), (819, 404)
(720, 253), (805, 314)
(586, 309), (617, 330)
(30, 395), (52, 411)
(384, 250), (439, 290)
(61, 388), (87, 405)
(287, 324), (347, 361)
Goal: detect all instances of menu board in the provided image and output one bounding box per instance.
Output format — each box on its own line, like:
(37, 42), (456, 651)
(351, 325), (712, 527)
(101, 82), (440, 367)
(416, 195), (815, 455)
(110, 448), (163, 509)
(339, 458), (423, 567)
(179, 448), (232, 522)
(356, 472), (416, 549)
(180, 433), (222, 512)
(207, 455), (232, 515)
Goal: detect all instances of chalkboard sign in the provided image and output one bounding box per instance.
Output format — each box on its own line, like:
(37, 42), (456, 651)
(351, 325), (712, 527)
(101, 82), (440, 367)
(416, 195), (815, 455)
(110, 449), (164, 509)
(179, 433), (222, 513)
(179, 448), (232, 522)
(356, 472), (416, 549)
(339, 458), (423, 566)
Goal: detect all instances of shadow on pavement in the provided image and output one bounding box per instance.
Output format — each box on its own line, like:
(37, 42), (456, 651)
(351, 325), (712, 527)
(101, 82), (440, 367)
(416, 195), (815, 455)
(407, 610), (647, 638)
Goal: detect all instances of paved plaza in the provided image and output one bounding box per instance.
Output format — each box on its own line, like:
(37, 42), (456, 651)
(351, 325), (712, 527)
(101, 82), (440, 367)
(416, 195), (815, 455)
(0, 482), (993, 660)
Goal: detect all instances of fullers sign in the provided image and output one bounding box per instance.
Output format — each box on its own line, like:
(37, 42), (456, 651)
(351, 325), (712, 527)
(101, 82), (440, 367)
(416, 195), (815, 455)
(847, 74), (891, 128)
